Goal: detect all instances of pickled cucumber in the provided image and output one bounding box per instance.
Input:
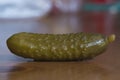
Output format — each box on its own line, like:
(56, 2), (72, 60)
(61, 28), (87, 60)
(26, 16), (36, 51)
(6, 32), (115, 61)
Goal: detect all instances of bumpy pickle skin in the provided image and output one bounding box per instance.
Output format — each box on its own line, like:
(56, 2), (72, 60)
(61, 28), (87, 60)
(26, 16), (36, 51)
(6, 32), (115, 61)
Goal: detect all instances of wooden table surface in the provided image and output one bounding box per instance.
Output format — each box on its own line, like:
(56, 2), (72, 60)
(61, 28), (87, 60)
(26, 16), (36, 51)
(0, 12), (120, 80)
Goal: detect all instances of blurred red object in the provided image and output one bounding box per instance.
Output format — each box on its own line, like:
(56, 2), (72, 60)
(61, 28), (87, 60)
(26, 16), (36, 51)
(91, 0), (106, 3)
(82, 11), (115, 35)
(91, 0), (114, 4)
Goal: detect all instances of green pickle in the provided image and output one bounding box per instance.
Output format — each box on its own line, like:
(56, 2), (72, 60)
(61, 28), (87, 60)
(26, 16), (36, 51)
(6, 32), (115, 61)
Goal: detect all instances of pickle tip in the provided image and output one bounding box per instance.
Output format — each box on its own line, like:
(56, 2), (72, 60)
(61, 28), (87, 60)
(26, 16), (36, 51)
(107, 34), (115, 43)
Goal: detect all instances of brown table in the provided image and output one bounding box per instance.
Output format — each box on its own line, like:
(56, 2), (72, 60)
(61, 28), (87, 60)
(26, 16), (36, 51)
(0, 12), (120, 80)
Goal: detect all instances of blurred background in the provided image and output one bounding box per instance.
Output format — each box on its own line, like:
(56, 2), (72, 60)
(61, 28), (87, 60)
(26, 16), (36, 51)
(0, 0), (118, 33)
(0, 0), (118, 18)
